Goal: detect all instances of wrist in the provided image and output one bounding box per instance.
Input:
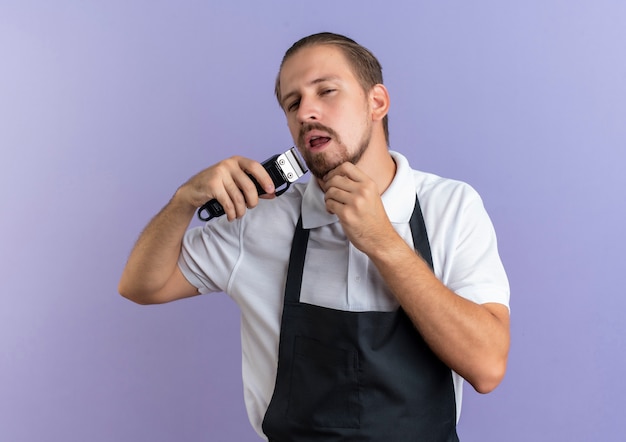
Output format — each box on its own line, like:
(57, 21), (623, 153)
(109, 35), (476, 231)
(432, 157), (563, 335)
(365, 230), (409, 264)
(171, 185), (199, 218)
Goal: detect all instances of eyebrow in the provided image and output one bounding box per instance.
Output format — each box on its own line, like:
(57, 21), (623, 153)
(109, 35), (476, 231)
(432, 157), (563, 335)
(281, 76), (341, 108)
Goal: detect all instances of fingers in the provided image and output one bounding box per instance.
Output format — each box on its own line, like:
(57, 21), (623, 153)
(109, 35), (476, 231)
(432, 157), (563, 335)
(319, 163), (394, 254)
(240, 158), (276, 196)
(322, 161), (364, 184)
(220, 156), (276, 220)
(321, 163), (372, 213)
(322, 179), (356, 212)
(182, 155), (275, 221)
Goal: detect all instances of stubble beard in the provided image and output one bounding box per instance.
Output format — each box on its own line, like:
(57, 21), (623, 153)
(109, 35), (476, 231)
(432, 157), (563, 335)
(298, 121), (373, 179)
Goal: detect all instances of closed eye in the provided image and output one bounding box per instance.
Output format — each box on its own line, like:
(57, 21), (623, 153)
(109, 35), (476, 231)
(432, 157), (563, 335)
(286, 99), (300, 112)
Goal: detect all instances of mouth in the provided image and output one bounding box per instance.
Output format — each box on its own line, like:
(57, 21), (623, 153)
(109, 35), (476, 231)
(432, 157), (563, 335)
(308, 135), (331, 151)
(298, 123), (337, 153)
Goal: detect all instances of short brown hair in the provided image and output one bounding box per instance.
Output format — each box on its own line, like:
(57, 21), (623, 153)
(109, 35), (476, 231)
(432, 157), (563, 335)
(275, 32), (389, 145)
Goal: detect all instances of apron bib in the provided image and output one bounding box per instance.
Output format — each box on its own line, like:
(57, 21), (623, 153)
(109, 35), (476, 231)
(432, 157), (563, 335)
(262, 199), (459, 441)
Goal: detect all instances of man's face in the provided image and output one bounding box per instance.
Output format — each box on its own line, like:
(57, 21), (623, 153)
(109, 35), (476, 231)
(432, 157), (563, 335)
(278, 45), (373, 179)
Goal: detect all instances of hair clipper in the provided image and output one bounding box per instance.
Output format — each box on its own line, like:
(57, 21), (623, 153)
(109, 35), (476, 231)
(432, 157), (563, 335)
(197, 147), (308, 221)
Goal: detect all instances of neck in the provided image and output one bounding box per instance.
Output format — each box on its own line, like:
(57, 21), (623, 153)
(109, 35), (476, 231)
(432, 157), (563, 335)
(358, 142), (396, 195)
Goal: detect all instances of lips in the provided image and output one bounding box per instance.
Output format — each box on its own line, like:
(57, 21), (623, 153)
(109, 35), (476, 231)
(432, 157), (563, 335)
(303, 129), (332, 151)
(310, 136), (331, 148)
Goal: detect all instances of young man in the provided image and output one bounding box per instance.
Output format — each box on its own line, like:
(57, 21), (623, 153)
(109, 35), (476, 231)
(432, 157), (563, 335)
(119, 32), (510, 441)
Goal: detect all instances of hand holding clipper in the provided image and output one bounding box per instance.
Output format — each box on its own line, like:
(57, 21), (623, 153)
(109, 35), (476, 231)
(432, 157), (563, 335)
(197, 148), (308, 221)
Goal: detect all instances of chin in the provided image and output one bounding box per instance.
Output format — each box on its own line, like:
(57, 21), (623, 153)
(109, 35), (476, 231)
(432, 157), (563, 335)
(304, 151), (344, 179)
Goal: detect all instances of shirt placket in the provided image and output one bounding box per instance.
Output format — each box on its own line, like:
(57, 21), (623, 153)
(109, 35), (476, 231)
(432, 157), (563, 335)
(346, 243), (365, 309)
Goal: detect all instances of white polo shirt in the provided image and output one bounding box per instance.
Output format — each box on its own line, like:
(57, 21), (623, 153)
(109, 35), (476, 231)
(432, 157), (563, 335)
(179, 151), (510, 438)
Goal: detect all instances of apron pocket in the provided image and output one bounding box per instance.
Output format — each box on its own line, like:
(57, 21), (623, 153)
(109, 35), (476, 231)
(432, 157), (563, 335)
(288, 335), (360, 429)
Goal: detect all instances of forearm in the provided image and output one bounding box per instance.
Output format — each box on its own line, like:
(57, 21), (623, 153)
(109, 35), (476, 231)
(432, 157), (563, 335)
(118, 188), (196, 303)
(369, 233), (510, 393)
(119, 155), (277, 304)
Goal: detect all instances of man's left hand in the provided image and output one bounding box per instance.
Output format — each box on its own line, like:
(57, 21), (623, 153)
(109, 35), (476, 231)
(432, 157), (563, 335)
(321, 162), (398, 255)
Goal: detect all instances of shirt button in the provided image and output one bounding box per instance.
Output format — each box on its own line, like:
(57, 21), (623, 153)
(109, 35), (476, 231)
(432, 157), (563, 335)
(355, 275), (361, 282)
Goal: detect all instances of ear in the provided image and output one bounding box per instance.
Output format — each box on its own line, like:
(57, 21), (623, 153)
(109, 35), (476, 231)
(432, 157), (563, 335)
(368, 84), (390, 122)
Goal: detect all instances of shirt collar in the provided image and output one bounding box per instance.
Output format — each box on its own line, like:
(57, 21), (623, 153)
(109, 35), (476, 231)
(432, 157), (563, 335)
(301, 151), (416, 229)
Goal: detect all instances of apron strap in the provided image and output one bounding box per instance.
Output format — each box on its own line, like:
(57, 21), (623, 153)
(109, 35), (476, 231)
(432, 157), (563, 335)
(410, 196), (434, 271)
(284, 216), (310, 303)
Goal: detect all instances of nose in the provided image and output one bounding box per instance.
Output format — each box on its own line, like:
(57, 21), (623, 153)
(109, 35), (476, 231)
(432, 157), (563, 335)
(296, 95), (320, 124)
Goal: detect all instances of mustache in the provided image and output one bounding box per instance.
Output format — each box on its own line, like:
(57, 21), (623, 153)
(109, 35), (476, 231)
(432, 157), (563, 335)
(297, 122), (339, 147)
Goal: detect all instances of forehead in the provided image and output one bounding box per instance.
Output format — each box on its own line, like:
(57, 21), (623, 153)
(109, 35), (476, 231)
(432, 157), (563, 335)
(279, 44), (359, 92)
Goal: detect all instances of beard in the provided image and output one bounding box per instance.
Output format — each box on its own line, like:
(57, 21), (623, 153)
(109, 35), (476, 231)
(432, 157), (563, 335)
(297, 121), (373, 179)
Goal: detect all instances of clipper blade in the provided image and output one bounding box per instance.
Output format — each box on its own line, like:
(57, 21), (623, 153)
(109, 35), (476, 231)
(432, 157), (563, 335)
(277, 147), (308, 183)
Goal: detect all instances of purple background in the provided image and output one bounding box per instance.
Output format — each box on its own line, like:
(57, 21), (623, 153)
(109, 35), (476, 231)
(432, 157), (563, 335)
(2, 1), (625, 440)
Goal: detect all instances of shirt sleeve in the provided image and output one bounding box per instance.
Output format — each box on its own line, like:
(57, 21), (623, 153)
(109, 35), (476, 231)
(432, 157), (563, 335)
(426, 181), (510, 310)
(177, 216), (244, 294)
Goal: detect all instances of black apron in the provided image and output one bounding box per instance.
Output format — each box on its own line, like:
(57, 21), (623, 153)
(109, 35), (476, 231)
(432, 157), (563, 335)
(262, 198), (459, 441)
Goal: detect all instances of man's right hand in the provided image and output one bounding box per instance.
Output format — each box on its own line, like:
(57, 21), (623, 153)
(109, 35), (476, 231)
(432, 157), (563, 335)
(178, 156), (276, 221)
